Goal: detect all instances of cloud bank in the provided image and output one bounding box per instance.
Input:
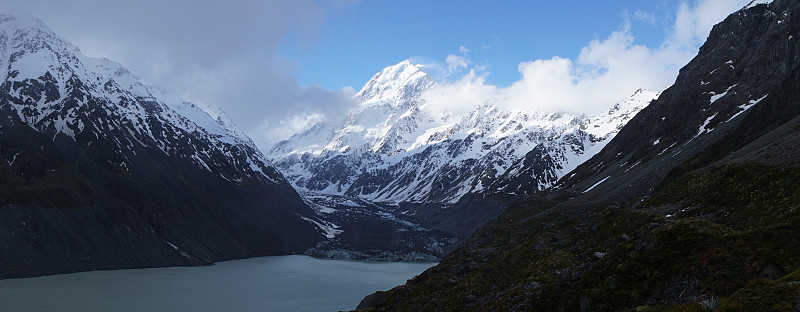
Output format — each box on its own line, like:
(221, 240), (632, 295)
(420, 0), (751, 116)
(3, 0), (358, 148)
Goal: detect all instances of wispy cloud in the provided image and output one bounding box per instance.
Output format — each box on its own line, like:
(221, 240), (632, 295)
(444, 45), (473, 76)
(446, 55), (469, 73)
(634, 9), (658, 25)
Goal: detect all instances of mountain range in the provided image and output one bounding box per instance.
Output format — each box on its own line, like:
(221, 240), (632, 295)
(269, 60), (658, 261)
(3, 0), (799, 309)
(0, 14), (327, 278)
(269, 61), (657, 204)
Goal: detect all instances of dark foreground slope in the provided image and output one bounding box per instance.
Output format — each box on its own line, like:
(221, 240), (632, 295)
(0, 116), (322, 278)
(0, 15), (323, 279)
(357, 1), (800, 311)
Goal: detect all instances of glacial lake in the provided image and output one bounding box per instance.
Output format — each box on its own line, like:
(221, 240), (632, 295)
(0, 255), (435, 312)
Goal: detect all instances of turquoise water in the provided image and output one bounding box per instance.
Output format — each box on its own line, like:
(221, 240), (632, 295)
(0, 255), (435, 312)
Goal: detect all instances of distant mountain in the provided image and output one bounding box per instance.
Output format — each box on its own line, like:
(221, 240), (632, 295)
(269, 59), (656, 262)
(359, 0), (800, 310)
(0, 14), (325, 278)
(270, 61), (657, 204)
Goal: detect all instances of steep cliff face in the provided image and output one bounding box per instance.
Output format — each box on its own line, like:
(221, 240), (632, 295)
(559, 0), (800, 202)
(0, 14), (324, 278)
(359, 1), (800, 310)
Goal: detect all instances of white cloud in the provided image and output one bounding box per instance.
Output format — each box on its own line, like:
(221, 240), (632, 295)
(421, 70), (499, 116)
(248, 84), (357, 148)
(258, 112), (327, 145)
(669, 0), (751, 50)
(441, 45), (473, 77)
(420, 0), (751, 116)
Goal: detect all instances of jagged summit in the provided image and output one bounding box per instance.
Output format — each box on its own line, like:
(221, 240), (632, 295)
(0, 13), (54, 38)
(356, 59), (434, 107)
(0, 14), (78, 80)
(744, 0), (774, 9)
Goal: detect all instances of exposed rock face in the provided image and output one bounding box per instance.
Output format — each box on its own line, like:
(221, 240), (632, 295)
(0, 14), (324, 278)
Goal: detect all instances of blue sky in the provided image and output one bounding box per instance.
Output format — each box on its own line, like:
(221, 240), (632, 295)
(5, 0), (753, 147)
(284, 0), (676, 89)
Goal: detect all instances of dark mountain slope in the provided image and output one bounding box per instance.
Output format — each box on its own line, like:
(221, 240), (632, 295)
(0, 15), (323, 279)
(356, 1), (800, 311)
(556, 0), (800, 204)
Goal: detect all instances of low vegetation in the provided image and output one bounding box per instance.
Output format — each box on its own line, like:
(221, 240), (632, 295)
(363, 163), (800, 311)
(0, 163), (94, 209)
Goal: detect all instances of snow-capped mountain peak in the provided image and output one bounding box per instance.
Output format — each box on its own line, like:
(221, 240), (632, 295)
(0, 14), (75, 82)
(356, 59), (434, 107)
(0, 13), (60, 48)
(0, 13), (280, 184)
(269, 60), (658, 204)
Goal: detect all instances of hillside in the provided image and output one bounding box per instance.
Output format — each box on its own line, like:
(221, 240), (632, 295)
(356, 1), (800, 310)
